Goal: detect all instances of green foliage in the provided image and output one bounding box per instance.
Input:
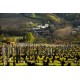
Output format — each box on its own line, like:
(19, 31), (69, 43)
(32, 23), (39, 27)
(25, 32), (35, 43)
(47, 14), (61, 23)
(32, 13), (36, 18)
(6, 37), (16, 42)
(35, 36), (48, 43)
(0, 34), (5, 41)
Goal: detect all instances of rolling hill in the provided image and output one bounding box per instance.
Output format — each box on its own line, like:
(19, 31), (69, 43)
(0, 13), (80, 27)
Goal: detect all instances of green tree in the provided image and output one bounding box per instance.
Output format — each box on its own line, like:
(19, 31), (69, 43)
(25, 32), (35, 43)
(32, 13), (36, 18)
(0, 34), (5, 41)
(0, 26), (2, 34)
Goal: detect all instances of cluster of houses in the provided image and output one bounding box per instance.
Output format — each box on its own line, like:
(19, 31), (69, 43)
(32, 23), (49, 36)
(32, 24), (49, 30)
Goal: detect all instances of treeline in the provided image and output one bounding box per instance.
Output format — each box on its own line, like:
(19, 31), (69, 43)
(56, 13), (80, 27)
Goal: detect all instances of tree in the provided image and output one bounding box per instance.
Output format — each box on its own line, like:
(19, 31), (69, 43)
(0, 34), (5, 41)
(0, 26), (2, 34)
(32, 13), (36, 18)
(25, 32), (35, 43)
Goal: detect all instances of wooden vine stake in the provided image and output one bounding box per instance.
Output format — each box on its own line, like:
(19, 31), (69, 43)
(2, 45), (6, 66)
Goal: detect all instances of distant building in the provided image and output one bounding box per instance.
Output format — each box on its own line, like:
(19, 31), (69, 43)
(78, 26), (80, 28)
(32, 23), (49, 37)
(32, 27), (40, 30)
(37, 24), (49, 29)
(32, 23), (49, 30)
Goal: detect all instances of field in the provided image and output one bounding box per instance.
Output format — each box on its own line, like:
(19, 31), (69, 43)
(0, 43), (80, 66)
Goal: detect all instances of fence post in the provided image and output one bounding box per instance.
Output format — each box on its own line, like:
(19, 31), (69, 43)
(33, 43), (34, 54)
(6, 45), (10, 66)
(2, 45), (6, 66)
(12, 44), (15, 66)
(36, 46), (39, 56)
(19, 46), (21, 62)
(29, 42), (30, 60)
(23, 47), (26, 61)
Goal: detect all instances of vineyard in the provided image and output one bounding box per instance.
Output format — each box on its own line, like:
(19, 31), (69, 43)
(0, 43), (80, 66)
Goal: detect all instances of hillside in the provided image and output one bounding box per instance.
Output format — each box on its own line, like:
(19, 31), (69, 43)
(0, 13), (80, 27)
(0, 13), (64, 27)
(56, 13), (80, 27)
(0, 13), (41, 27)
